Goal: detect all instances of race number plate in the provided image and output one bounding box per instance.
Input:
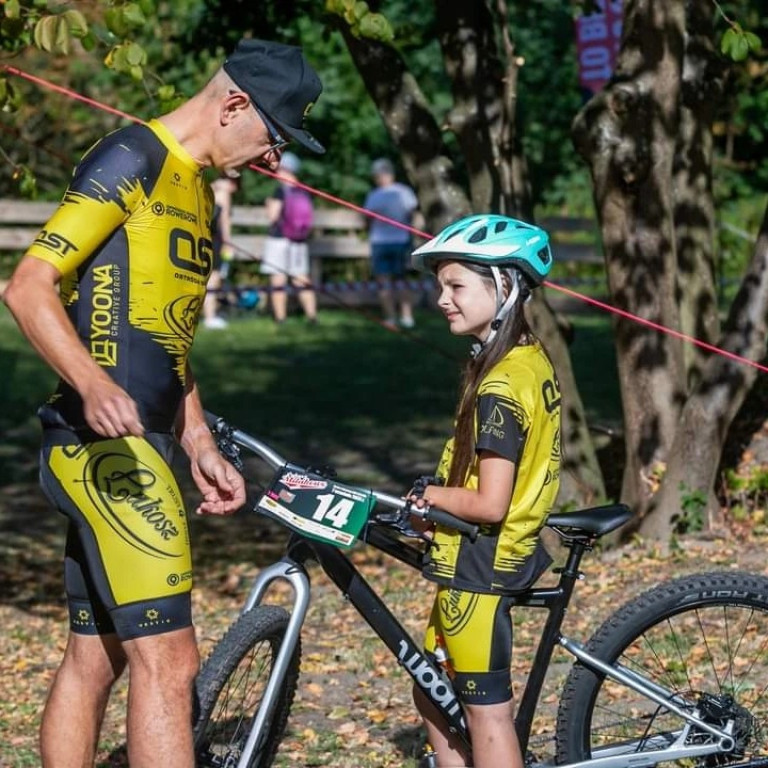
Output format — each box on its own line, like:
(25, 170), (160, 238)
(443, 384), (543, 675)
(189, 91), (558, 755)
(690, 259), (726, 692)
(257, 465), (374, 549)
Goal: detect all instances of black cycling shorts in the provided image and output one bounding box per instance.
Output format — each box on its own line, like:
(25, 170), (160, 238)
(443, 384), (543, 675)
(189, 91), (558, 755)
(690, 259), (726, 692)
(424, 587), (515, 705)
(39, 432), (193, 640)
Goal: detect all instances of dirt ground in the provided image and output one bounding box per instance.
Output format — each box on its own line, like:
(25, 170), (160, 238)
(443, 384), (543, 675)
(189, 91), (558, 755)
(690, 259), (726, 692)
(3, 461), (768, 768)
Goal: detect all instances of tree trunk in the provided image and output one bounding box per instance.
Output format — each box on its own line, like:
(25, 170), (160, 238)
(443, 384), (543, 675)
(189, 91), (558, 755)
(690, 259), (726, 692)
(673, 0), (725, 387)
(640, 201), (768, 541)
(572, 0), (688, 518)
(337, 29), (471, 231)
(341, 5), (606, 506)
(434, 0), (605, 503)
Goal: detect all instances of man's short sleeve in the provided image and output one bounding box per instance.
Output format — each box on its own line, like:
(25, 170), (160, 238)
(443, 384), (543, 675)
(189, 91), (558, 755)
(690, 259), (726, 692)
(26, 128), (151, 274)
(475, 392), (528, 463)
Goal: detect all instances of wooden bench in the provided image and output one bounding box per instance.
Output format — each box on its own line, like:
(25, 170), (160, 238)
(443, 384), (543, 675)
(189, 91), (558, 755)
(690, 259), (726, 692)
(0, 199), (600, 305)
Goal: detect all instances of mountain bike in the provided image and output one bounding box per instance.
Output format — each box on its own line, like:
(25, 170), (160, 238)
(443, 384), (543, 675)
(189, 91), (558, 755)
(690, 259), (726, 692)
(193, 411), (768, 768)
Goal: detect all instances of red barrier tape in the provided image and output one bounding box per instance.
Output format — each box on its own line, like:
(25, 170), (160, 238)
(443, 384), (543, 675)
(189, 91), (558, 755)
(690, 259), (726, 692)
(5, 63), (768, 374)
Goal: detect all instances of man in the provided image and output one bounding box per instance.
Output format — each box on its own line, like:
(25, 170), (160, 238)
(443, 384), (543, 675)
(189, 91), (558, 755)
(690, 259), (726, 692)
(1, 38), (324, 768)
(363, 157), (419, 329)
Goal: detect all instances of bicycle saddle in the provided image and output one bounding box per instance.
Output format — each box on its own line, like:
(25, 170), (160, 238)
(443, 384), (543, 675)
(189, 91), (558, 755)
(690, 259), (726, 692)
(547, 503), (633, 538)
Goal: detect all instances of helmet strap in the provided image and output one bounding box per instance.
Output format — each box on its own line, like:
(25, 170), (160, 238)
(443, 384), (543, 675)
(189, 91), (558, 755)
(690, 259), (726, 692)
(471, 268), (523, 358)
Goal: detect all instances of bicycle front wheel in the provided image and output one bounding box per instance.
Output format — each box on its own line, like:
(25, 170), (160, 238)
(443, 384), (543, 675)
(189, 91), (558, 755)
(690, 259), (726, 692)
(194, 605), (300, 768)
(556, 571), (768, 768)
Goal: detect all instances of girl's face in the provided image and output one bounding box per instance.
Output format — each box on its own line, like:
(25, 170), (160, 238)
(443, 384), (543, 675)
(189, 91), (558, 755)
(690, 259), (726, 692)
(436, 261), (498, 340)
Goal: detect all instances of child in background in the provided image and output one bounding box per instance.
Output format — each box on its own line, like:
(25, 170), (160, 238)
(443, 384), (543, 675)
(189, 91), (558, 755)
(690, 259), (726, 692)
(407, 214), (561, 768)
(261, 151), (318, 325)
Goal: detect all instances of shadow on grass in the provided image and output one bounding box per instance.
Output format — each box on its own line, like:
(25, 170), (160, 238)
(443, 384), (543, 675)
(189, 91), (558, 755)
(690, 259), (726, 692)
(0, 309), (464, 614)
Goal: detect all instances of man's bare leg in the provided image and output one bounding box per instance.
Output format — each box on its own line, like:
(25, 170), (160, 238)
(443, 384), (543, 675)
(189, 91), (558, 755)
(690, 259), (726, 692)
(123, 627), (199, 768)
(41, 632), (126, 768)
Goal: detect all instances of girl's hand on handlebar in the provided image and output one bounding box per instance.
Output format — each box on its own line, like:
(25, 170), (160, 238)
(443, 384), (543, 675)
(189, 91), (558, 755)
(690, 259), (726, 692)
(191, 447), (247, 516)
(406, 495), (436, 538)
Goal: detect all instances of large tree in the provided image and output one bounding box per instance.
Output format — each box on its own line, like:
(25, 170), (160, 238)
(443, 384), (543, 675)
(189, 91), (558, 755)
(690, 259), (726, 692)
(572, 0), (768, 539)
(332, 0), (606, 504)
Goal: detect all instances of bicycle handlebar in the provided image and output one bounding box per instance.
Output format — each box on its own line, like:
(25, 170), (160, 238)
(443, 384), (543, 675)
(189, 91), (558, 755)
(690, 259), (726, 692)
(204, 411), (479, 541)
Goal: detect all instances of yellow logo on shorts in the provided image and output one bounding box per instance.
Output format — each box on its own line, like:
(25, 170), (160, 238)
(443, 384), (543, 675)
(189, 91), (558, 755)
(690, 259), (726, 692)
(439, 590), (480, 636)
(79, 446), (185, 557)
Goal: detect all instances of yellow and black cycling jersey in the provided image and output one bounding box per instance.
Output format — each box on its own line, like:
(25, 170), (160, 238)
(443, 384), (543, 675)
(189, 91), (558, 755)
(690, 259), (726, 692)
(423, 341), (561, 594)
(27, 119), (215, 435)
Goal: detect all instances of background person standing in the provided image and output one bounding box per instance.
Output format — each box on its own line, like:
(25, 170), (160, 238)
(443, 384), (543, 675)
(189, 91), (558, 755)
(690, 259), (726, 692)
(363, 157), (419, 329)
(260, 151), (318, 325)
(203, 175), (240, 329)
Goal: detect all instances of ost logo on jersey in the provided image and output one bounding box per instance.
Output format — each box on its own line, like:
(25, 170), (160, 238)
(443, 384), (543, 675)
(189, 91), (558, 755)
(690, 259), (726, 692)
(83, 450), (184, 557)
(280, 472), (328, 491)
(169, 227), (212, 277)
(33, 229), (79, 258)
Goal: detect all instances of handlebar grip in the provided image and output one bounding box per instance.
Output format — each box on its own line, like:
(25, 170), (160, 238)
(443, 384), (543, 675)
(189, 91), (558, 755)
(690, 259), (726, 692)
(423, 507), (479, 541)
(204, 410), (223, 430)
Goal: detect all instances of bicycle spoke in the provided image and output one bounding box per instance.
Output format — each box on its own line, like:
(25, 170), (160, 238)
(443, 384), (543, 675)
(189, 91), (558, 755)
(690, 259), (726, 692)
(558, 574), (768, 768)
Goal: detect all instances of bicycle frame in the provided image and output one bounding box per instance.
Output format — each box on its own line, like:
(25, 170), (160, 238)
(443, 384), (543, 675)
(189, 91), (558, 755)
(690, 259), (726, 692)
(227, 525), (738, 768)
(204, 415), (739, 768)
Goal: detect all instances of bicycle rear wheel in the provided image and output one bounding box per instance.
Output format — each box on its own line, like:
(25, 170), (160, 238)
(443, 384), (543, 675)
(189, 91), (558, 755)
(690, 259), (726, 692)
(555, 571), (768, 768)
(194, 605), (300, 768)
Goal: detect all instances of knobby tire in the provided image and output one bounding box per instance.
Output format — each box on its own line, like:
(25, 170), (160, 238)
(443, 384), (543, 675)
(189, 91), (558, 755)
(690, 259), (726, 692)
(555, 570), (768, 768)
(194, 605), (300, 768)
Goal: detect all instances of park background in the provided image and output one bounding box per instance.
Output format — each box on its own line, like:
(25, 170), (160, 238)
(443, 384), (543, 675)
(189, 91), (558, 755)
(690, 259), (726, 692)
(2, 1), (768, 765)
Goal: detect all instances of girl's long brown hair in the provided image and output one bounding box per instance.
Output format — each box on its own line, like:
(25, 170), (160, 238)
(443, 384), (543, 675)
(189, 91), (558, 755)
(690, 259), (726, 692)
(445, 264), (531, 488)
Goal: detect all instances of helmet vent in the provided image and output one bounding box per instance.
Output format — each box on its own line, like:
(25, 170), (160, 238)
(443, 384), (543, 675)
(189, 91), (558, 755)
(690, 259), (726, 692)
(538, 246), (551, 264)
(468, 226), (488, 243)
(494, 221), (508, 233)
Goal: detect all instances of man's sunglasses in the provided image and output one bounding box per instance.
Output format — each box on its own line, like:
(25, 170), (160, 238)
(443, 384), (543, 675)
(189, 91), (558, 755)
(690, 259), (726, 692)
(252, 103), (290, 154)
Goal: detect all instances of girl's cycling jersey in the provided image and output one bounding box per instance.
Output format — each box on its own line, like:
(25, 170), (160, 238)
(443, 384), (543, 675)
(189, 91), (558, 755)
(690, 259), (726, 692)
(27, 119), (214, 435)
(423, 341), (562, 594)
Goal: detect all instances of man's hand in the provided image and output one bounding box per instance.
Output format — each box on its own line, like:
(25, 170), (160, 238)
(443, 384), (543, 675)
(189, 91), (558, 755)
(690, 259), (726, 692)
(82, 375), (144, 438)
(190, 448), (246, 516)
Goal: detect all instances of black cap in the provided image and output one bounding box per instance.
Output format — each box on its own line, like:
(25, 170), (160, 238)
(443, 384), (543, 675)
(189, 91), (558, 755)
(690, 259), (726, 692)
(223, 38), (325, 154)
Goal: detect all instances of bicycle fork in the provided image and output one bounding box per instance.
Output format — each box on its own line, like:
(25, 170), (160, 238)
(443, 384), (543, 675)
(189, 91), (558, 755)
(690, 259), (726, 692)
(233, 558), (311, 768)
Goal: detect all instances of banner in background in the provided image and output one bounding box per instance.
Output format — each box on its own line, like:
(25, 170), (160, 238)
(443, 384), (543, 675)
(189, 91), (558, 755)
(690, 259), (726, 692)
(575, 1), (623, 95)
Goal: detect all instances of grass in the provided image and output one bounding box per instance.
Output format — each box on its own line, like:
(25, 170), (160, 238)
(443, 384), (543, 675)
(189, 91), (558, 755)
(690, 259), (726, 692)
(0, 297), (621, 766)
(0, 297), (620, 487)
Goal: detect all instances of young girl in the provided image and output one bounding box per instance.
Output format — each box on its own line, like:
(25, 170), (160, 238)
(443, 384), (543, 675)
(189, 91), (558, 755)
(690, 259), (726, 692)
(408, 214), (561, 768)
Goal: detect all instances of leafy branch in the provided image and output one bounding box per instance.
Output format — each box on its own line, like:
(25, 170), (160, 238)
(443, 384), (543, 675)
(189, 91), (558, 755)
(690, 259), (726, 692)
(712, 0), (762, 61)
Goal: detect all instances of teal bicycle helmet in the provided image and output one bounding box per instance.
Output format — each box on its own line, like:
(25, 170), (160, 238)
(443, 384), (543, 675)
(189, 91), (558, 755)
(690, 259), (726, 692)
(413, 215), (553, 356)
(411, 214), (552, 286)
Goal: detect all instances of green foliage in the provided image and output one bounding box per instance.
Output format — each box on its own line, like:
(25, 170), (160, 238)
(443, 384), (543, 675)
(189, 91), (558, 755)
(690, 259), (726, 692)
(674, 483), (708, 534)
(723, 466), (768, 528)
(324, 0), (394, 42)
(720, 24), (762, 61)
(0, 0), (182, 128)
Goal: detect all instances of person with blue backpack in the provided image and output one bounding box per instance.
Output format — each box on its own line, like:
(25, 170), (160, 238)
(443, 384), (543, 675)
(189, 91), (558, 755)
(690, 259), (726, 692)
(261, 151), (318, 325)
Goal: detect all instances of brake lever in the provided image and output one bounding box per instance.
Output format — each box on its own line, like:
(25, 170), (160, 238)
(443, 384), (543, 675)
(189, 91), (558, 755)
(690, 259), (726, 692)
(379, 504), (439, 548)
(211, 421), (244, 473)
